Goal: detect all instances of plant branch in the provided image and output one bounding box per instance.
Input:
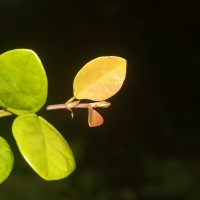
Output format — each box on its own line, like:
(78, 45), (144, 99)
(46, 104), (67, 110)
(46, 103), (92, 110)
(0, 109), (12, 118)
(46, 101), (111, 111)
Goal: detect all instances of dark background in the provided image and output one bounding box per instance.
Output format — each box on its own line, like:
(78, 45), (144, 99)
(0, 0), (200, 199)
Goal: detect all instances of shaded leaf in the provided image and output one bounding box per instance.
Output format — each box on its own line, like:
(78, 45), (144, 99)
(12, 114), (76, 180)
(0, 49), (47, 115)
(88, 104), (104, 127)
(0, 136), (14, 184)
(73, 56), (126, 101)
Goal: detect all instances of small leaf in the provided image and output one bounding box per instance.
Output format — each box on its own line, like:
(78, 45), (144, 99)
(73, 56), (126, 101)
(0, 49), (48, 115)
(88, 104), (104, 127)
(12, 114), (76, 180)
(0, 136), (14, 184)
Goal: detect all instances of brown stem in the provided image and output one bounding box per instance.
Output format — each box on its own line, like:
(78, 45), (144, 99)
(46, 104), (67, 110)
(46, 101), (111, 111)
(46, 103), (89, 110)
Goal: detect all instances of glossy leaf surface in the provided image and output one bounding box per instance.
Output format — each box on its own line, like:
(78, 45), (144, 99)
(0, 49), (47, 115)
(0, 136), (14, 184)
(73, 56), (126, 101)
(12, 114), (76, 180)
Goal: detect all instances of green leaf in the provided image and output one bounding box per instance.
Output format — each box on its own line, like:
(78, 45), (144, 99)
(0, 136), (14, 184)
(12, 114), (76, 180)
(73, 56), (127, 101)
(0, 49), (48, 115)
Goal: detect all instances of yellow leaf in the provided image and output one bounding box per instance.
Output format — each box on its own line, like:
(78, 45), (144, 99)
(88, 104), (104, 127)
(73, 56), (126, 101)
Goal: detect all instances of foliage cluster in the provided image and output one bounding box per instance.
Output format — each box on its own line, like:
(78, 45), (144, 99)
(0, 49), (126, 183)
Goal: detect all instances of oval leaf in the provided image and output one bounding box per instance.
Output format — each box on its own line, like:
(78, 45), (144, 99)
(73, 56), (127, 101)
(0, 136), (14, 184)
(12, 114), (76, 180)
(0, 49), (48, 115)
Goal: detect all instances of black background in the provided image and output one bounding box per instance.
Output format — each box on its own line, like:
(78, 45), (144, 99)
(0, 0), (200, 199)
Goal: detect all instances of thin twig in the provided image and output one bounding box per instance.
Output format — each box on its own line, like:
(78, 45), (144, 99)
(46, 103), (89, 110)
(46, 104), (67, 110)
(46, 101), (111, 111)
(0, 109), (12, 118)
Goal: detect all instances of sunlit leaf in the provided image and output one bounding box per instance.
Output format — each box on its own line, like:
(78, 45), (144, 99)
(0, 49), (47, 115)
(73, 56), (126, 101)
(12, 114), (76, 180)
(0, 136), (14, 184)
(88, 104), (104, 127)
